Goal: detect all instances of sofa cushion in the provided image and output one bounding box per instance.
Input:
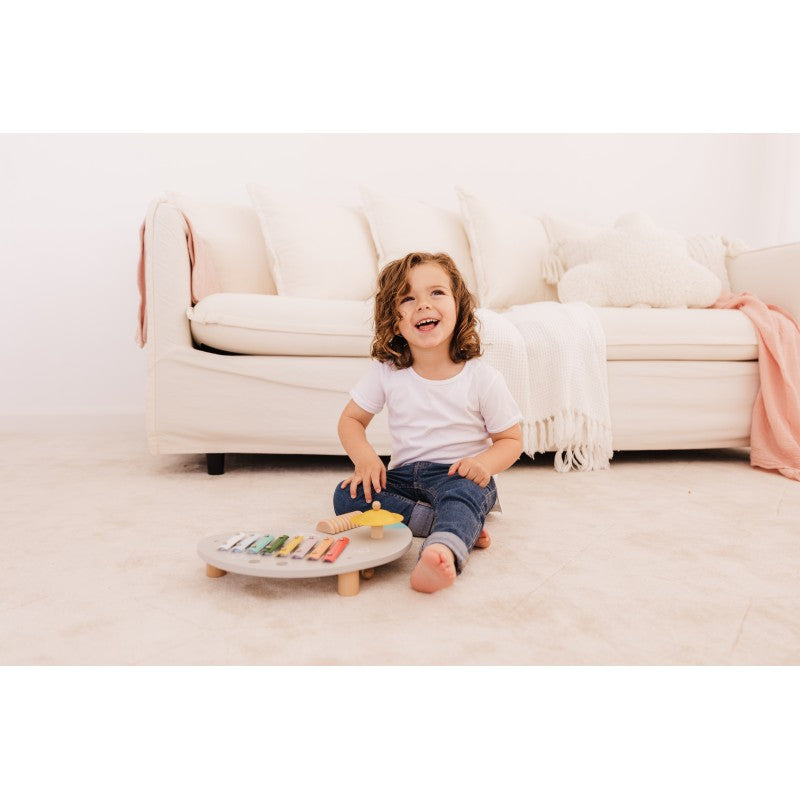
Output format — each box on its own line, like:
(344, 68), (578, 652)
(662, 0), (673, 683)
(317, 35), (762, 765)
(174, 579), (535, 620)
(361, 188), (479, 298)
(189, 294), (758, 362)
(188, 293), (373, 356)
(457, 188), (556, 309)
(247, 183), (378, 301)
(165, 191), (276, 295)
(569, 306), (757, 361)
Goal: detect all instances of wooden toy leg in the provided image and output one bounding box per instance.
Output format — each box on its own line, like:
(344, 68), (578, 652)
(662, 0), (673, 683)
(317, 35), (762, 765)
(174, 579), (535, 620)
(337, 571), (360, 596)
(206, 564), (227, 578)
(361, 568), (375, 580)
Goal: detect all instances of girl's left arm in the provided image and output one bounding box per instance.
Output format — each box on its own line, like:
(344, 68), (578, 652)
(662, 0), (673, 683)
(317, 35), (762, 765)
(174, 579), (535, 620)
(484, 423), (524, 473)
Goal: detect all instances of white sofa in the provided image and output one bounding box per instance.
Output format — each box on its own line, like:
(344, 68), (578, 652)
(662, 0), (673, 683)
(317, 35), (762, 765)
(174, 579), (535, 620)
(140, 189), (800, 474)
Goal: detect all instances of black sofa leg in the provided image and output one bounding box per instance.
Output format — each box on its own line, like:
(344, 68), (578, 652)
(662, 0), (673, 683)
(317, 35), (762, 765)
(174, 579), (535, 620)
(206, 453), (225, 475)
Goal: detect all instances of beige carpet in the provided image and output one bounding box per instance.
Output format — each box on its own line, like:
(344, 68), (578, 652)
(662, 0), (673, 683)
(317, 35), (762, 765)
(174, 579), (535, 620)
(1, 414), (799, 665)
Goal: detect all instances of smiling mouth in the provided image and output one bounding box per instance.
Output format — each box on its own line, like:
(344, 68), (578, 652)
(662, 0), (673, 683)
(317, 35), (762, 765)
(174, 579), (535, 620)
(415, 318), (439, 331)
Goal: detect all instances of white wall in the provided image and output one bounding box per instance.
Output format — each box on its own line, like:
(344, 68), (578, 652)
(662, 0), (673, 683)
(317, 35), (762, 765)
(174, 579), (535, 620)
(1, 133), (797, 416)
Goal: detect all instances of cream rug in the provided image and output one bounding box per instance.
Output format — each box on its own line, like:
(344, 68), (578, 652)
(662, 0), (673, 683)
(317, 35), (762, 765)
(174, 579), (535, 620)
(1, 414), (799, 665)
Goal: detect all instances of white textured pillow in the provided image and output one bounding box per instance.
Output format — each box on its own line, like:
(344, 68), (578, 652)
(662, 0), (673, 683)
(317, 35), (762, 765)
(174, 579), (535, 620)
(166, 191), (276, 295)
(556, 213), (722, 308)
(361, 188), (479, 298)
(457, 188), (555, 309)
(247, 183), (378, 300)
(685, 233), (749, 294)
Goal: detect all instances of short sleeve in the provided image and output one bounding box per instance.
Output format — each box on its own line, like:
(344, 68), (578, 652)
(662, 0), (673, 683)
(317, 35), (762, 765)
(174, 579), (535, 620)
(480, 367), (523, 434)
(350, 361), (387, 415)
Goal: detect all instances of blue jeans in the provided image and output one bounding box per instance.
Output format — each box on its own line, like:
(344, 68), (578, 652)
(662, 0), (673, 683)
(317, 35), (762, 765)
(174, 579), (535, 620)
(332, 461), (497, 574)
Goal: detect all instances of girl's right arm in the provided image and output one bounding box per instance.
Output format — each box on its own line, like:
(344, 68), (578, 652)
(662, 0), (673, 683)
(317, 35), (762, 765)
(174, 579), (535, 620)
(337, 399), (387, 503)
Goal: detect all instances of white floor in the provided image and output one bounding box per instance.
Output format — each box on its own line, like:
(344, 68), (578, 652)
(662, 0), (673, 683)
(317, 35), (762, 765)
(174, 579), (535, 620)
(2, 414), (799, 665)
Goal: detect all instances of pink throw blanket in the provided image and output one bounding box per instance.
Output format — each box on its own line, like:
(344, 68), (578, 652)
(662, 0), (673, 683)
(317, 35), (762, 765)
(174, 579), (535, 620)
(136, 208), (220, 347)
(714, 291), (800, 481)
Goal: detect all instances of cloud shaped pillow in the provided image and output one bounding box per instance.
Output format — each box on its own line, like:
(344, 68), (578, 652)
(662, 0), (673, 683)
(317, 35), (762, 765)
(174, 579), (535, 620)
(556, 213), (722, 308)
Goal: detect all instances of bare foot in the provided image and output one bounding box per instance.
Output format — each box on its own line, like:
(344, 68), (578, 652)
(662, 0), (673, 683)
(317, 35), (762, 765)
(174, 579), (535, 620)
(410, 544), (457, 593)
(474, 528), (491, 549)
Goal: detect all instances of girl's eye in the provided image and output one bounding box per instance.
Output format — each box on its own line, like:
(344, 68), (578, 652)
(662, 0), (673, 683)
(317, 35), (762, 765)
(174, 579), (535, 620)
(400, 296), (413, 304)
(432, 289), (445, 296)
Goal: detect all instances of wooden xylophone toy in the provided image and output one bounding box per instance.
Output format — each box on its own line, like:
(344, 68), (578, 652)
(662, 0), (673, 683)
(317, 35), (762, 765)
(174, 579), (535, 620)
(217, 532), (349, 562)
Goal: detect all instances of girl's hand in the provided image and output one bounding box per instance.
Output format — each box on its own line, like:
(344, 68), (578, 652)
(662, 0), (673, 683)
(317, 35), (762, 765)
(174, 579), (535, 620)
(448, 457), (491, 488)
(340, 456), (387, 503)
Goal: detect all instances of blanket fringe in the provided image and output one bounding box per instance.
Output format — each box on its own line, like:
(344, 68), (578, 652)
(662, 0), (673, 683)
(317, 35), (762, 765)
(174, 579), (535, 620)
(553, 445), (611, 472)
(522, 412), (612, 471)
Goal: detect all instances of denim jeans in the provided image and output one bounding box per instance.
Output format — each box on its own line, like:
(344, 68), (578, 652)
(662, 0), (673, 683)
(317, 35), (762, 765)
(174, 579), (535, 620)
(332, 461), (497, 574)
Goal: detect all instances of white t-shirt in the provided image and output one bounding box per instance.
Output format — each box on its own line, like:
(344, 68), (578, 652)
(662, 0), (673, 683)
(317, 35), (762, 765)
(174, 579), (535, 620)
(350, 358), (523, 470)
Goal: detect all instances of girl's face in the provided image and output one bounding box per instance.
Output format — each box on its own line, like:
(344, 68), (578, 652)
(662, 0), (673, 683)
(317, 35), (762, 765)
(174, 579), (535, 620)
(395, 262), (458, 357)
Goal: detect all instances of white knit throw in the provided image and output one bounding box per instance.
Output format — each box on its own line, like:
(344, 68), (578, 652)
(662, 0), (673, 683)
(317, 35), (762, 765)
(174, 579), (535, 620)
(479, 302), (613, 472)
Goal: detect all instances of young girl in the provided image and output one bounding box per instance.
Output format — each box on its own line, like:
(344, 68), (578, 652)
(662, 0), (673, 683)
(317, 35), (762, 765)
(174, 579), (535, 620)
(333, 251), (523, 593)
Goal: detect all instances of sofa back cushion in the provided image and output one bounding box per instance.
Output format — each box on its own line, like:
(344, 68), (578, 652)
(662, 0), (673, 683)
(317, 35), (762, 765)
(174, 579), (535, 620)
(361, 189), (479, 299)
(166, 191), (276, 295)
(248, 183), (378, 301)
(458, 188), (556, 309)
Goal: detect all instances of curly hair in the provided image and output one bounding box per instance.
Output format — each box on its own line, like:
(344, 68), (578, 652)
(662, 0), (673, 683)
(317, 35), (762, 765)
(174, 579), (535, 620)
(370, 252), (481, 368)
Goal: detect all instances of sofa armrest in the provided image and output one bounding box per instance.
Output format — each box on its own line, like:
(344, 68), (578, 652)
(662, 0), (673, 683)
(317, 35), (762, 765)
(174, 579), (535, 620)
(727, 242), (800, 324)
(144, 199), (201, 454)
(144, 199), (195, 354)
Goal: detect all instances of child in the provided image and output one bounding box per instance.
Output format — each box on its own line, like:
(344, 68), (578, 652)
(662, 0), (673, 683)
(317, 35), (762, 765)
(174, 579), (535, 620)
(333, 251), (523, 593)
